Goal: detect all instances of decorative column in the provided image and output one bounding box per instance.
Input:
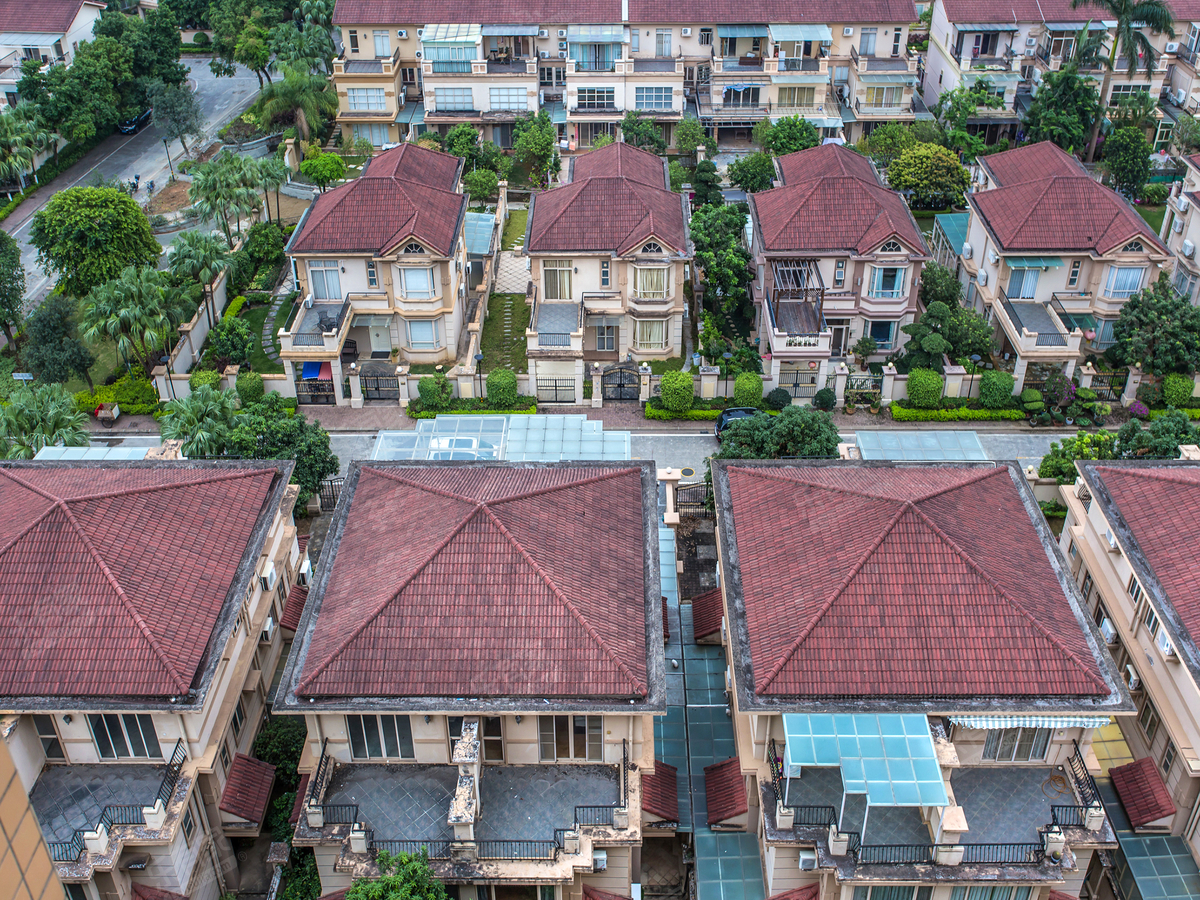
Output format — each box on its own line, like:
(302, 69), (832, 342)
(1012, 357), (1029, 394)
(834, 362), (849, 408)
(880, 364), (898, 407)
(348, 369), (363, 409)
(1122, 365), (1143, 407)
(591, 363), (603, 408)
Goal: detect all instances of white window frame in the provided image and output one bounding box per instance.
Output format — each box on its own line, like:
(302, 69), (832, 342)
(435, 88), (474, 111)
(982, 727), (1051, 762)
(406, 318), (442, 350)
(656, 29), (672, 57)
(347, 714), (416, 760)
(635, 266), (669, 299)
(1162, 741), (1177, 776)
(538, 715), (603, 761)
(777, 86), (816, 109)
(367, 260), (378, 288)
(596, 324), (615, 351)
(490, 87), (528, 111)
(869, 266), (906, 298)
(834, 259), (846, 288)
(88, 714), (162, 760)
(34, 714), (64, 759)
(182, 802), (197, 845)
(1068, 260), (1081, 288)
(600, 260), (610, 288)
(399, 267), (436, 299)
(347, 88), (386, 111)
(373, 30), (391, 57)
(635, 86), (672, 110)
(308, 260), (341, 300)
(635, 318), (667, 350)
(865, 86), (901, 108)
(699, 28), (713, 45)
(544, 259), (572, 300)
(352, 123), (389, 147)
(231, 697), (246, 741)
(1140, 699), (1161, 744)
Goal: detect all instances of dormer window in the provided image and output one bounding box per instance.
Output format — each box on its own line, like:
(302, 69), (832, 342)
(403, 242), (425, 254)
(1122, 240), (1145, 253)
(879, 240), (903, 253)
(641, 241), (664, 254)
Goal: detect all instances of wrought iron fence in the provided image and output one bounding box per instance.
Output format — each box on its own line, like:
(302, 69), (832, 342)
(155, 740), (188, 807)
(766, 740), (838, 828)
(318, 477), (344, 512)
(1068, 740), (1101, 808)
(48, 804), (149, 862)
(856, 844), (935, 865)
(362, 375), (400, 401)
(676, 481), (714, 519)
(1090, 370), (1128, 402)
(960, 843), (1045, 865)
(295, 379), (336, 404)
(780, 371), (819, 398)
(320, 804), (360, 824)
(1051, 805), (1088, 827)
(48, 833), (85, 862)
(477, 840), (557, 859)
(537, 377), (576, 403)
(575, 806), (616, 826)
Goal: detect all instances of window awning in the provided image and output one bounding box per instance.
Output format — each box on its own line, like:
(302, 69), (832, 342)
(768, 24), (833, 42)
(956, 23), (1019, 32)
(566, 24), (624, 41)
(545, 99), (566, 123)
(949, 715), (1112, 729)
(395, 101), (425, 125)
(0, 32), (63, 44)
(773, 115), (842, 128)
(1043, 20), (1113, 29)
(301, 362), (333, 381)
(720, 24), (769, 38)
(585, 314), (622, 327)
(422, 23), (481, 43)
(480, 24), (540, 35)
(1005, 256), (1065, 268)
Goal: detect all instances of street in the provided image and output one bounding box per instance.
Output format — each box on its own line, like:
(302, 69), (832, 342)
(3, 58), (261, 308)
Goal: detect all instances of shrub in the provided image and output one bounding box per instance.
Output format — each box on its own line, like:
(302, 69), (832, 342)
(1024, 401), (1045, 413)
(246, 222), (284, 264)
(1141, 183), (1169, 205)
(979, 370), (1015, 409)
(660, 370), (695, 413)
(236, 371), (264, 405)
(733, 372), (763, 407)
(813, 387), (836, 411)
(890, 405), (1025, 422)
(1052, 410), (1066, 423)
(1075, 387), (1098, 403)
(1130, 400), (1150, 419)
(224, 295), (248, 319)
(1020, 388), (1044, 404)
(1136, 380), (1162, 408)
(907, 368), (944, 409)
(418, 371), (454, 411)
(189, 368), (222, 391)
(485, 368), (519, 409)
(208, 317), (253, 367)
(1163, 372), (1195, 408)
(766, 387), (792, 411)
(1044, 371), (1076, 408)
(191, 31), (210, 46)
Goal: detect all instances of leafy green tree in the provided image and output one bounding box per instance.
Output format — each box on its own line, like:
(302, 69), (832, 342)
(713, 405), (840, 459)
(166, 0), (211, 29)
(444, 122), (482, 160)
(855, 121), (917, 167)
(169, 230), (230, 328)
(21, 294), (95, 389)
(30, 187), (160, 298)
(0, 108), (36, 190)
(692, 159), (723, 206)
(229, 393), (338, 507)
(259, 156), (291, 223)
(345, 850), (447, 900)
(1023, 63), (1101, 152)
(207, 316), (254, 368)
(80, 267), (188, 372)
(234, 22), (274, 87)
(463, 168), (498, 200)
(1111, 90), (1159, 131)
(910, 119), (947, 146)
(93, 6), (186, 90)
(660, 370), (695, 412)
(208, 0), (292, 80)
(899, 300), (994, 371)
(675, 117), (715, 158)
(149, 81), (205, 155)
(270, 21), (336, 76)
(1038, 429), (1118, 481)
(918, 261), (964, 309)
(690, 204), (752, 310)
(1116, 409), (1200, 457)
(300, 150), (347, 191)
(726, 152), (774, 193)
(591, 133), (614, 149)
(251, 716), (307, 790)
(255, 68), (338, 141)
(761, 116), (820, 155)
(932, 81), (1005, 160)
(0, 384), (89, 459)
(1110, 273), (1200, 375)
(36, 36), (134, 144)
(159, 385), (238, 456)
(885, 143), (970, 209)
(0, 232), (25, 343)
(513, 111), (558, 187)
(619, 110), (666, 153)
(1103, 125), (1152, 199)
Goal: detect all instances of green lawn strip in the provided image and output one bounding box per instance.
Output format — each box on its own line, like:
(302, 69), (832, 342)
(502, 209), (528, 250)
(409, 362), (449, 374)
(1136, 203), (1166, 234)
(479, 292), (530, 373)
(646, 357), (685, 374)
(272, 301), (295, 355)
(240, 304), (285, 374)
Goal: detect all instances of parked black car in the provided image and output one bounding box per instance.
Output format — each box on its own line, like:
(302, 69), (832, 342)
(119, 108), (152, 134)
(715, 407), (763, 441)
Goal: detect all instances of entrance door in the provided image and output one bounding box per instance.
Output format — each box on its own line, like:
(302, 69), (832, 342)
(827, 319), (849, 357)
(369, 323), (392, 357)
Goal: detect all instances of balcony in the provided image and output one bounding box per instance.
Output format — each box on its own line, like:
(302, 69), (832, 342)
(430, 60), (473, 74)
(780, 56), (825, 72)
(993, 288), (1083, 356)
(850, 46), (919, 74)
(720, 55), (764, 71)
(528, 292), (584, 353)
(279, 296), (353, 356)
(696, 97), (771, 121)
(632, 59), (680, 73)
(486, 57), (535, 75)
(762, 289), (832, 356)
(855, 98), (914, 116)
(334, 47), (402, 77)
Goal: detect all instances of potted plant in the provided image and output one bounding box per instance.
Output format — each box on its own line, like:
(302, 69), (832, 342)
(870, 399), (881, 414)
(844, 399), (857, 415)
(852, 335), (878, 371)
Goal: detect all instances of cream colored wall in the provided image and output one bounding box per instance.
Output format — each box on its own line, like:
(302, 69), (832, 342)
(0, 739), (62, 900)
(763, 845), (820, 896)
(338, 25), (422, 61)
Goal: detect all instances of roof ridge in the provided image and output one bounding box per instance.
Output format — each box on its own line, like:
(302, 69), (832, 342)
(730, 465), (898, 504)
(907, 504), (1108, 691)
(481, 504), (646, 696)
(297, 503), (483, 693)
(62, 468), (270, 505)
(533, 179), (588, 248)
(487, 467), (638, 506)
(756, 501), (910, 694)
(1093, 466), (1200, 489)
(910, 466), (1005, 504)
(1008, 177), (1058, 239)
(360, 465), (481, 504)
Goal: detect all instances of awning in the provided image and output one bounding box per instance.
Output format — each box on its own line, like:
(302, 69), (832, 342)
(859, 73), (919, 84)
(949, 715), (1112, 729)
(839, 101), (857, 123)
(769, 24), (833, 42)
(546, 99), (566, 124)
(0, 32), (63, 44)
(301, 361), (322, 379)
(396, 101), (425, 125)
(1044, 21), (1112, 29)
(956, 23), (1019, 32)
(480, 24), (540, 35)
(720, 24), (769, 38)
(1005, 256), (1064, 268)
(463, 212), (495, 256)
(585, 314), (622, 327)
(773, 73), (832, 84)
(773, 115), (842, 128)
(422, 23), (481, 43)
(566, 24), (624, 41)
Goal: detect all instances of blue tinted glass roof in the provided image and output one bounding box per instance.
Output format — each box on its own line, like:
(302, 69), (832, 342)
(856, 430), (987, 461)
(371, 415), (631, 462)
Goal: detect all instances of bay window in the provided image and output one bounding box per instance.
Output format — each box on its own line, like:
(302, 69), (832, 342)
(544, 259), (572, 299)
(635, 267), (668, 299)
(868, 320), (895, 350)
(538, 715), (602, 761)
(406, 319), (442, 350)
(635, 319), (667, 350)
(399, 267), (435, 299)
(308, 260), (341, 300)
(1105, 265), (1146, 299)
(347, 714), (415, 759)
(869, 266), (905, 298)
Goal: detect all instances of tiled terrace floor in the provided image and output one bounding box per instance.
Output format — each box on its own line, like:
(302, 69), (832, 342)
(951, 766), (1065, 845)
(29, 764), (166, 842)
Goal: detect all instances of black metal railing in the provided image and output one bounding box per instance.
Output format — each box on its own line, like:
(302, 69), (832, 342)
(48, 834), (85, 862)
(676, 481), (715, 519)
(307, 738), (333, 807)
(1052, 805), (1088, 827)
(780, 371), (819, 398)
(960, 842), (1044, 865)
(369, 839), (452, 858)
(155, 740), (188, 807)
(575, 806), (616, 826)
(1000, 289), (1067, 346)
(538, 332), (571, 347)
(321, 804), (360, 824)
(1069, 740), (1102, 808)
(478, 840), (558, 859)
(48, 804), (149, 862)
(1090, 369), (1128, 402)
(766, 741), (840, 828)
(857, 844), (935, 865)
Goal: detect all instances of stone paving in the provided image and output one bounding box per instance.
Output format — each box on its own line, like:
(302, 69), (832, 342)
(494, 251), (530, 294)
(29, 763), (166, 842)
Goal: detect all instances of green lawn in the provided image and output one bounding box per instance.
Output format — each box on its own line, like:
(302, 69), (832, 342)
(646, 357), (686, 374)
(62, 307), (120, 394)
(240, 304), (285, 374)
(409, 362), (448, 374)
(502, 209), (528, 250)
(1136, 203), (1166, 234)
(479, 292), (530, 373)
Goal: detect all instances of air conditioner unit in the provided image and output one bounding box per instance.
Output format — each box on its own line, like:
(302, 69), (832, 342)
(1185, 239), (1197, 259)
(1179, 195), (1191, 213)
(682, 27), (692, 36)
(1125, 665), (1141, 691)
(559, 41), (567, 49)
(977, 270), (988, 286)
(1176, 87), (1189, 106)
(1100, 617), (1118, 645)
(1157, 628), (1176, 657)
(987, 248), (999, 264)
(303, 292), (314, 309)
(843, 27), (854, 36)
(540, 49), (549, 58)
(1174, 218), (1185, 233)
(962, 242), (973, 259)
(1025, 37), (1037, 47)
(1025, 48), (1035, 56)
(397, 29), (407, 38)
(539, 28), (549, 38)
(1167, 41), (1180, 53)
(1105, 529), (1119, 551)
(558, 50), (567, 58)
(798, 849), (818, 871)
(416, 28), (423, 38)
(297, 558), (312, 587)
(260, 560), (278, 592)
(558, 29), (567, 37)
(593, 849), (608, 871)
(260, 615), (275, 644)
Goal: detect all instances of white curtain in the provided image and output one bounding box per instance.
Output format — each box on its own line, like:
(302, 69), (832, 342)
(636, 319), (665, 349)
(637, 267), (667, 298)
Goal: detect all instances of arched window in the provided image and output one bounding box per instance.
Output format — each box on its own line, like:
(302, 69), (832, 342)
(641, 241), (664, 254)
(1122, 240), (1145, 253)
(403, 242), (425, 254)
(879, 240), (903, 253)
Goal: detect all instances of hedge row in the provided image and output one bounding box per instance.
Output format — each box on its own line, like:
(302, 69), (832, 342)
(1149, 407), (1200, 420)
(890, 405), (1025, 422)
(646, 405), (723, 421)
(408, 403), (537, 420)
(74, 374), (161, 416)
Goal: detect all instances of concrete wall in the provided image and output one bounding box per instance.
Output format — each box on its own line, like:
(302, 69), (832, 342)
(0, 739), (62, 900)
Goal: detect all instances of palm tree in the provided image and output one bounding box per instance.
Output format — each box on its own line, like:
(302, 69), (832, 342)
(1112, 90), (1160, 130)
(80, 266), (184, 373)
(0, 111), (34, 195)
(0, 384), (89, 459)
(159, 385), (238, 457)
(189, 163), (235, 244)
(255, 68), (338, 141)
(259, 156), (290, 224)
(1071, 0), (1174, 160)
(230, 155), (263, 236)
(169, 230), (231, 329)
(12, 103), (55, 179)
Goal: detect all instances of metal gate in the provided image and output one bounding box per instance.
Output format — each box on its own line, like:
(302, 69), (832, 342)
(602, 363), (640, 400)
(536, 378), (576, 403)
(676, 481), (714, 519)
(296, 379), (336, 405)
(318, 477), (344, 511)
(362, 375), (400, 401)
(780, 370), (819, 399)
(1090, 369), (1128, 402)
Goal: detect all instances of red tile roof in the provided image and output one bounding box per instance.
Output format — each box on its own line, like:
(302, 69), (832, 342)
(282, 583), (308, 632)
(642, 760), (680, 822)
(1112, 757), (1177, 827)
(704, 757), (747, 825)
(295, 464), (652, 700)
(582, 887), (631, 900)
(970, 143), (1166, 255)
(0, 464), (279, 701)
(691, 587), (724, 640)
(0, 0), (102, 33)
(1187, 153), (1200, 174)
(571, 142), (667, 189)
(527, 173), (688, 256)
(289, 143), (465, 257)
(289, 774), (310, 824)
(768, 887), (818, 900)
(939, 0), (1172, 23)
(220, 754), (277, 825)
(718, 463), (1109, 700)
(754, 145), (927, 255)
(131, 885), (188, 900)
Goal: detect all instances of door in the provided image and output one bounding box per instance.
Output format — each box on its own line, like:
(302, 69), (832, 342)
(369, 323), (392, 356)
(602, 363), (641, 400)
(827, 319), (849, 357)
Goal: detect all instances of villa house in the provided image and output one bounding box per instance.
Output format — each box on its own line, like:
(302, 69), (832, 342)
(708, 459), (1132, 900)
(275, 460), (667, 900)
(0, 0), (105, 109)
(0, 457), (305, 900)
(746, 142), (930, 400)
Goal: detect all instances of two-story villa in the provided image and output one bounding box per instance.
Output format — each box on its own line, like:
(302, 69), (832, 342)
(948, 141), (1168, 393)
(747, 142), (930, 399)
(0, 0), (105, 109)
(523, 142), (691, 398)
(281, 142), (472, 406)
(708, 458), (1132, 900)
(0, 457), (305, 900)
(275, 459), (666, 900)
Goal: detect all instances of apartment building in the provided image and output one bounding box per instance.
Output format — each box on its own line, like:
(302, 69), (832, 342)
(746, 143), (931, 399)
(328, 0), (921, 150)
(1159, 153), (1200, 301)
(0, 0), (105, 108)
(523, 142), (691, 398)
(275, 460), (666, 900)
(0, 458), (305, 900)
(949, 141), (1168, 393)
(924, 0), (1174, 148)
(708, 459), (1132, 900)
(1059, 460), (1200, 893)
(282, 142), (473, 405)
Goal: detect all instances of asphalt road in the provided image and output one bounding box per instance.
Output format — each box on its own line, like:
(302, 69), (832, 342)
(5, 58), (261, 308)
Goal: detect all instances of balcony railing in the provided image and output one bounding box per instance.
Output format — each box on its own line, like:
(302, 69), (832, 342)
(960, 843), (1045, 865)
(156, 739), (188, 807)
(1178, 44), (1199, 67)
(999, 288), (1069, 347)
(430, 60), (472, 73)
(370, 840), (451, 858)
(855, 98), (914, 116)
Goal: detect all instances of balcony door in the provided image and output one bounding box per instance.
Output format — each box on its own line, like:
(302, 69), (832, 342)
(1008, 267), (1038, 299)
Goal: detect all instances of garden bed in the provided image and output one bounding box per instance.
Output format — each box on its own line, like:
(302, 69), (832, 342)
(407, 397), (537, 419)
(144, 179), (192, 215)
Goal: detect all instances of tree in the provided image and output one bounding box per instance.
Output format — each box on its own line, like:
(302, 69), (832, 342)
(855, 121), (917, 167)
(1103, 125), (1152, 199)
(80, 266), (188, 372)
(169, 230), (230, 329)
(1023, 63), (1102, 152)
(234, 22), (274, 87)
(591, 133), (613, 149)
(255, 69), (337, 141)
(35, 36), (133, 144)
(93, 5), (187, 90)
(885, 143), (970, 210)
(207, 316), (254, 367)
(1116, 409), (1200, 458)
(208, 0), (293, 80)
(300, 150), (346, 191)
(1110, 273), (1200, 375)
(251, 716), (307, 790)
(691, 160), (723, 207)
(0, 109), (35, 191)
(619, 111), (666, 154)
(0, 232), (25, 343)
(713, 405), (840, 460)
(346, 850), (447, 900)
(149, 81), (205, 155)
(463, 168), (498, 201)
(159, 385), (238, 455)
(899, 300), (994, 371)
(259, 156), (290, 223)
(0, 384), (89, 459)
(21, 294), (95, 389)
(932, 81), (1005, 160)
(513, 111), (558, 187)
(726, 152), (774, 193)
(444, 122), (482, 160)
(675, 118), (715, 158)
(29, 187), (160, 298)
(761, 116), (820, 156)
(1071, 0), (1174, 160)
(1111, 90), (1159, 131)
(229, 393), (338, 506)
(918, 261), (964, 309)
(188, 151), (261, 244)
(1174, 111), (1200, 153)
(690, 204), (752, 310)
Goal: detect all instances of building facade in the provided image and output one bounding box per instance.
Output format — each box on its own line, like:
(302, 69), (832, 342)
(1159, 152), (1200, 301)
(0, 0), (105, 109)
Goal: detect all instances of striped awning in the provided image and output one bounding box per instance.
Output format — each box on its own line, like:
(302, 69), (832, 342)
(1005, 256), (1064, 268)
(566, 24), (624, 41)
(950, 715), (1112, 730)
(422, 23), (481, 43)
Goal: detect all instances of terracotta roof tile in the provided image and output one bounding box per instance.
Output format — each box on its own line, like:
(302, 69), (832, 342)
(131, 885), (188, 900)
(289, 774), (310, 824)
(220, 754), (277, 825)
(776, 143), (879, 185)
(704, 757), (747, 825)
(938, 0), (1197, 23)
(527, 173), (687, 255)
(768, 887), (818, 900)
(1112, 757), (1176, 827)
(0, 464), (279, 701)
(289, 143), (465, 257)
(642, 760), (680, 822)
(296, 464), (652, 700)
(571, 143), (667, 189)
(980, 141), (1085, 187)
(691, 587), (724, 640)
(718, 463), (1109, 699)
(0, 0), (101, 33)
(582, 887), (631, 900)
(282, 583), (308, 632)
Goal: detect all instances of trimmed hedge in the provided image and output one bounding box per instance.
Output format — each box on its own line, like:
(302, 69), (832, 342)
(646, 404), (723, 421)
(189, 368), (222, 391)
(979, 370), (1015, 409)
(1149, 407), (1200, 420)
(486, 369), (519, 409)
(74, 374), (161, 415)
(907, 368), (944, 409)
(660, 370), (695, 413)
(224, 295), (248, 319)
(1163, 372), (1196, 408)
(733, 372), (764, 407)
(890, 405), (1025, 422)
(409, 403), (537, 419)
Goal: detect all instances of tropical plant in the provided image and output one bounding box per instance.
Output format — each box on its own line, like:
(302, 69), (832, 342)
(229, 393), (339, 506)
(463, 168), (499, 201)
(691, 160), (723, 207)
(855, 121), (917, 167)
(932, 81), (1006, 160)
(255, 68), (338, 141)
(207, 316), (254, 368)
(899, 300), (993, 371)
(0, 384), (89, 459)
(299, 149), (346, 191)
(159, 384), (238, 456)
(259, 156), (290, 223)
(169, 230), (231, 328)
(1110, 273), (1200, 375)
(346, 850), (447, 900)
(1111, 90), (1159, 130)
(1023, 61), (1102, 152)
(1103, 126), (1153, 199)
(20, 294), (95, 389)
(80, 266), (187, 372)
(675, 117), (716, 158)
(1162, 371), (1195, 407)
(513, 111), (558, 187)
(690, 204), (752, 310)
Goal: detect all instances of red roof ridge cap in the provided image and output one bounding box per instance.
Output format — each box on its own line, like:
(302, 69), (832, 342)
(909, 466), (1006, 505)
(1009, 177), (1060, 239)
(361, 465), (481, 503)
(487, 466), (639, 507)
(480, 504), (647, 696)
(1093, 465), (1200, 487)
(729, 465), (895, 504)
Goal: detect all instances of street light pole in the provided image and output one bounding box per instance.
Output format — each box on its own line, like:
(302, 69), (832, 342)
(163, 138), (175, 181)
(474, 352), (484, 397)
